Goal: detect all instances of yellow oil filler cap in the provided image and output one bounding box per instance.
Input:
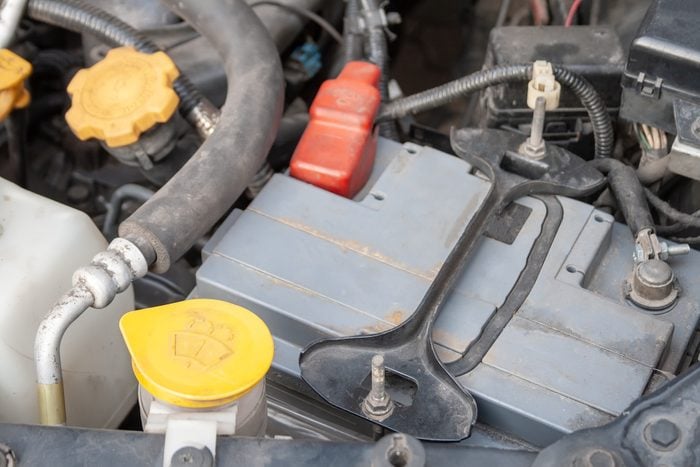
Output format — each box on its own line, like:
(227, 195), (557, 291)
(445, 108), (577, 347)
(0, 49), (31, 121)
(66, 47), (180, 148)
(120, 299), (274, 409)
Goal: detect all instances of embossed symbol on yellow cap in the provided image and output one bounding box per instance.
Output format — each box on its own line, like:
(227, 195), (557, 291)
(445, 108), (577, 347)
(120, 299), (274, 408)
(173, 315), (235, 370)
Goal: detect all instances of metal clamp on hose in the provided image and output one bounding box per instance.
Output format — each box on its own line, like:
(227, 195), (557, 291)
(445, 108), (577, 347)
(35, 238), (149, 425)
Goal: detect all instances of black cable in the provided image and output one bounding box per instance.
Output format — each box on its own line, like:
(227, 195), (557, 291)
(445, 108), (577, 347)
(377, 63), (614, 158)
(250, 0), (344, 45)
(655, 222), (691, 235)
(670, 235), (700, 245)
(552, 65), (613, 159)
(645, 188), (700, 230)
(343, 0), (362, 63)
(378, 65), (530, 121)
(359, 0), (399, 140)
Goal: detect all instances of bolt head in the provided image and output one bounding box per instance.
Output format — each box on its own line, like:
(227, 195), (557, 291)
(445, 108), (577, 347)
(170, 446), (214, 467)
(646, 419), (680, 449)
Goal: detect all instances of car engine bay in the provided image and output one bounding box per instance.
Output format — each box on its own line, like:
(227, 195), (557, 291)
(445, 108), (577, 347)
(0, 0), (699, 465)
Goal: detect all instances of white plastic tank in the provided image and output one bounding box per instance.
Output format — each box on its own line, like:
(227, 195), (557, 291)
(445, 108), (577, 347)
(0, 177), (136, 427)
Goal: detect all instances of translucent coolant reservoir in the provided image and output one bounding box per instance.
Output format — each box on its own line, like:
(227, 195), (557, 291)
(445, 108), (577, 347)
(0, 178), (136, 427)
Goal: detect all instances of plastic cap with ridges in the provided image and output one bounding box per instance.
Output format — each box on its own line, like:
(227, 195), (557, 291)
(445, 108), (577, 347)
(66, 47), (180, 148)
(0, 49), (31, 121)
(120, 299), (274, 409)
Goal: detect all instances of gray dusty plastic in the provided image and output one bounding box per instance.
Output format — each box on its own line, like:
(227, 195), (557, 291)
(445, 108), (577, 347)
(195, 138), (700, 446)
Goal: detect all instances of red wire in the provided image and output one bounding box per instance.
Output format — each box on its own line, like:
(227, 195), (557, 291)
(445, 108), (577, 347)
(564, 0), (584, 27)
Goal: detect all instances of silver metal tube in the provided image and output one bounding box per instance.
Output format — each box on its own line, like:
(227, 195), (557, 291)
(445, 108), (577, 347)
(0, 0), (29, 48)
(667, 243), (691, 257)
(35, 285), (94, 425)
(34, 285), (94, 386)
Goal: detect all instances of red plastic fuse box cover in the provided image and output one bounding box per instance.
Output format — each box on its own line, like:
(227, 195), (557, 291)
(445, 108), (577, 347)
(290, 61), (381, 198)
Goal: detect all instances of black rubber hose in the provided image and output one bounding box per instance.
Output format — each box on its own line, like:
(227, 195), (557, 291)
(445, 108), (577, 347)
(119, 0), (284, 273)
(377, 63), (614, 159)
(590, 158), (654, 234)
(26, 0), (203, 116)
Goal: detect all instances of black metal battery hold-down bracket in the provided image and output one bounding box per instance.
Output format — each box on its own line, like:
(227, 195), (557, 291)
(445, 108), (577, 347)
(300, 128), (606, 441)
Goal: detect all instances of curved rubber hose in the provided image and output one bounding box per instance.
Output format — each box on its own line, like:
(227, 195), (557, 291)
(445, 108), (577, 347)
(378, 64), (614, 159)
(119, 0), (284, 273)
(26, 0), (203, 115)
(590, 158), (654, 234)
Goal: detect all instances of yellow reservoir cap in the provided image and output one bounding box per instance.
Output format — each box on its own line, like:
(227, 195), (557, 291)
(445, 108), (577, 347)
(0, 49), (31, 121)
(120, 299), (274, 409)
(66, 47), (180, 148)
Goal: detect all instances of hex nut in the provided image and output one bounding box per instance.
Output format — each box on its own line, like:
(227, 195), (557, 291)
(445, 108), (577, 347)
(646, 419), (680, 449)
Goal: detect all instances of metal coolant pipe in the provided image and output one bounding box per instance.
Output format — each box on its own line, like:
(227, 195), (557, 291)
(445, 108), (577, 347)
(34, 239), (151, 425)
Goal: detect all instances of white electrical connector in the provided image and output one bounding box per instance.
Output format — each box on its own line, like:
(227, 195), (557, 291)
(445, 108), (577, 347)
(527, 61), (561, 111)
